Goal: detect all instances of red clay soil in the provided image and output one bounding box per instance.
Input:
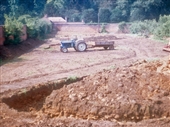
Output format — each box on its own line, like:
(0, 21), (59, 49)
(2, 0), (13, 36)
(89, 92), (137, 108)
(0, 33), (170, 127)
(0, 38), (45, 59)
(0, 34), (169, 92)
(0, 57), (170, 127)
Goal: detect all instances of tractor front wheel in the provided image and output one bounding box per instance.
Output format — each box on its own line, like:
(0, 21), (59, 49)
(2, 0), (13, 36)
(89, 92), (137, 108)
(60, 47), (68, 53)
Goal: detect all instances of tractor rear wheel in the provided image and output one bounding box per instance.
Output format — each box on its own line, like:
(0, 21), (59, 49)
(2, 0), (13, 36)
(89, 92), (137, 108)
(73, 46), (78, 51)
(76, 41), (87, 52)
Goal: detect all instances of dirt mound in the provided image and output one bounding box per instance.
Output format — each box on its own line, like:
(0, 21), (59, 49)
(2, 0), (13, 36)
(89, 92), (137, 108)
(41, 57), (170, 123)
(1, 57), (170, 126)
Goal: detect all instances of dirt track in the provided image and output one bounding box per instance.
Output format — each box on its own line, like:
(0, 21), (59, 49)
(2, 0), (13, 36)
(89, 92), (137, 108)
(0, 33), (170, 126)
(0, 34), (169, 92)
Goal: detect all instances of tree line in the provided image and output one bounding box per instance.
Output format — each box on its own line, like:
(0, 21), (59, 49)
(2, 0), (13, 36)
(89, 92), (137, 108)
(1, 0), (170, 24)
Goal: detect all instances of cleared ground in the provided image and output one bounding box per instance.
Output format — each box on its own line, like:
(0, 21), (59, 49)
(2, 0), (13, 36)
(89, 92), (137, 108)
(0, 33), (170, 127)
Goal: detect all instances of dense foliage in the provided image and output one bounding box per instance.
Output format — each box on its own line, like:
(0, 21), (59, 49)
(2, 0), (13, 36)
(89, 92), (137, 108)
(1, 0), (170, 24)
(1, 0), (170, 43)
(4, 14), (52, 45)
(4, 14), (23, 45)
(117, 15), (170, 39)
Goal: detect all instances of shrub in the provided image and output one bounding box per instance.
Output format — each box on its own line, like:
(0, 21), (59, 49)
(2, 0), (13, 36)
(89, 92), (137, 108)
(37, 18), (52, 39)
(4, 14), (23, 45)
(154, 15), (170, 39)
(100, 23), (108, 33)
(18, 15), (40, 38)
(18, 15), (52, 39)
(129, 20), (158, 36)
(129, 15), (170, 39)
(4, 14), (52, 45)
(25, 17), (39, 38)
(158, 15), (170, 24)
(118, 22), (128, 33)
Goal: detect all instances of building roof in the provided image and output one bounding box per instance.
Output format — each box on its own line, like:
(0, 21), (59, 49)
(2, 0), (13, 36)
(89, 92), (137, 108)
(48, 17), (66, 23)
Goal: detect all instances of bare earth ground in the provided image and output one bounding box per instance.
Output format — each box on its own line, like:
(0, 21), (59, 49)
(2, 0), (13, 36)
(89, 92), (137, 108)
(0, 32), (170, 127)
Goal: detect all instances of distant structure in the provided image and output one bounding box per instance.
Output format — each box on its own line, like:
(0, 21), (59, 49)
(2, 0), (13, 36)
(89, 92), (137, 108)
(48, 17), (67, 23)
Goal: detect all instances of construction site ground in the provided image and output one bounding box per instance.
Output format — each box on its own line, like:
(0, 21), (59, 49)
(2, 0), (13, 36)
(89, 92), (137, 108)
(0, 33), (170, 127)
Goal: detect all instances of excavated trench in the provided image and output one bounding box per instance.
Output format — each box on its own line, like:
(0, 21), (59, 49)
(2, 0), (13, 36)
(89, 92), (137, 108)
(2, 77), (84, 112)
(2, 58), (170, 123)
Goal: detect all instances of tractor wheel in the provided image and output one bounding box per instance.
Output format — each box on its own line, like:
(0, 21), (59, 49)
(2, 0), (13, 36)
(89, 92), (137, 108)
(109, 45), (114, 50)
(103, 46), (109, 50)
(60, 47), (68, 53)
(73, 46), (78, 51)
(76, 41), (87, 52)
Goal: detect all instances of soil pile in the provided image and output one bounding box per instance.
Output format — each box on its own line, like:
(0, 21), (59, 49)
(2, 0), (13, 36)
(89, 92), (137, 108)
(38, 57), (170, 125)
(0, 57), (170, 127)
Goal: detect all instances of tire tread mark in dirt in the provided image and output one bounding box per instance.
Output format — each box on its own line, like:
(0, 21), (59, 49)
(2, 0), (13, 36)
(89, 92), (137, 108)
(0, 54), (136, 87)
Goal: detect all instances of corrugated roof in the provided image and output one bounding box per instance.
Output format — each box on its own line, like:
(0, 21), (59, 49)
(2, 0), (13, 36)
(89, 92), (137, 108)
(48, 17), (66, 22)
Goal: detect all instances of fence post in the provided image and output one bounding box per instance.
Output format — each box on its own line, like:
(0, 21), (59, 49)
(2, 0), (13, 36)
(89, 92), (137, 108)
(0, 26), (5, 45)
(20, 25), (27, 42)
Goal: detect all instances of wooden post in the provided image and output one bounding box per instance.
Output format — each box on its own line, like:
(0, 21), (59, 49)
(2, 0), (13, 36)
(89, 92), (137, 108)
(20, 25), (27, 42)
(0, 26), (5, 45)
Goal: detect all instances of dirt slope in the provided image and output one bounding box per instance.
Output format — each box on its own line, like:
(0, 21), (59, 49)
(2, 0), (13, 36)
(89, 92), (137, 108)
(41, 57), (170, 122)
(0, 57), (170, 127)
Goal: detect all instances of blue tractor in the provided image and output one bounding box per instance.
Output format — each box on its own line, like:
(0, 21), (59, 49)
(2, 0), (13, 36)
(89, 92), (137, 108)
(60, 38), (87, 53)
(60, 36), (115, 53)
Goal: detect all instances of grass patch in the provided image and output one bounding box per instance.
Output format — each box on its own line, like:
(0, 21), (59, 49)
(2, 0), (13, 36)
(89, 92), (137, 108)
(66, 76), (77, 82)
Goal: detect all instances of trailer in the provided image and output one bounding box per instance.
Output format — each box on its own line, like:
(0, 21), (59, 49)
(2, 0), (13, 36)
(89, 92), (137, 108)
(163, 45), (170, 52)
(60, 35), (115, 53)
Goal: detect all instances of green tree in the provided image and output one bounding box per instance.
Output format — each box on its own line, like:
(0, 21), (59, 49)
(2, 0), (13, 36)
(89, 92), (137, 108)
(8, 0), (19, 16)
(44, 1), (59, 16)
(44, 0), (67, 17)
(82, 8), (97, 23)
(98, 8), (111, 23)
(110, 0), (131, 23)
(0, 0), (10, 24)
(110, 8), (123, 23)
(1, 0), (170, 25)
(130, 8), (146, 21)
(130, 0), (162, 21)
(33, 0), (47, 16)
